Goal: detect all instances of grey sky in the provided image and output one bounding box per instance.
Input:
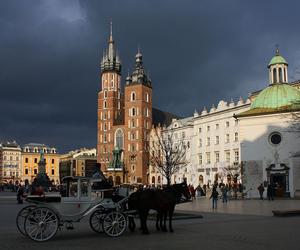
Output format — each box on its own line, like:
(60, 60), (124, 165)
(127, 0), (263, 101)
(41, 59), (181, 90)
(1, 0), (300, 152)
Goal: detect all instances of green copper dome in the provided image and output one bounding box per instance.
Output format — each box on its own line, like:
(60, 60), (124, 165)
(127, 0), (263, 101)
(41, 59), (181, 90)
(251, 84), (300, 110)
(237, 84), (300, 118)
(268, 54), (288, 67)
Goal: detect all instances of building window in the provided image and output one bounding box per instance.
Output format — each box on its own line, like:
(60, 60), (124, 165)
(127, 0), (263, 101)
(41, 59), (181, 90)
(115, 129), (124, 149)
(51, 169), (55, 175)
(207, 126), (210, 131)
(206, 137), (210, 146)
(131, 119), (135, 128)
(25, 169), (28, 175)
(34, 158), (37, 163)
(215, 151), (220, 163)
(226, 134), (230, 143)
(199, 128), (202, 133)
(225, 151), (230, 163)
(131, 132), (135, 140)
(131, 108), (136, 116)
(104, 90), (108, 98)
(206, 152), (211, 164)
(234, 132), (238, 142)
(215, 136), (219, 145)
(226, 121), (230, 127)
(34, 169), (37, 175)
(198, 154), (202, 165)
(199, 139), (202, 147)
(215, 124), (219, 130)
(25, 158), (28, 163)
(234, 150), (239, 162)
(52, 159), (55, 164)
(103, 100), (107, 109)
(182, 132), (186, 139)
(131, 92), (136, 101)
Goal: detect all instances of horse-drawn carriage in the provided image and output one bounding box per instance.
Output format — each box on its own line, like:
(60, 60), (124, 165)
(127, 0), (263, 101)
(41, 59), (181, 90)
(16, 176), (133, 242)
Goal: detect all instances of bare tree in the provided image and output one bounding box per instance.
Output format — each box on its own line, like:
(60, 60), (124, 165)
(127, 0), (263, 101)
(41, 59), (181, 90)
(150, 126), (187, 186)
(219, 163), (242, 199)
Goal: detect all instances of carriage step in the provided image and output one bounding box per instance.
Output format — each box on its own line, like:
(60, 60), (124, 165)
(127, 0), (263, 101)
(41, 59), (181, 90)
(66, 222), (74, 230)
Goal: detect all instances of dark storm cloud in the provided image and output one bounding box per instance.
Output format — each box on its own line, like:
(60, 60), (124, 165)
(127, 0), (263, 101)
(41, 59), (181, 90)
(1, 0), (300, 152)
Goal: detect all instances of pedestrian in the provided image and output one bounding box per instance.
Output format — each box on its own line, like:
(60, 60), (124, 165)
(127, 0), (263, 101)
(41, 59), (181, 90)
(210, 186), (219, 209)
(258, 183), (265, 200)
(16, 184), (25, 204)
(267, 184), (274, 201)
(221, 184), (228, 203)
(190, 185), (196, 200)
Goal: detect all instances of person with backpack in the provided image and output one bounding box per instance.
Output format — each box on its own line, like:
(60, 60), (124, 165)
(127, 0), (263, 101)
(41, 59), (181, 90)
(210, 185), (219, 209)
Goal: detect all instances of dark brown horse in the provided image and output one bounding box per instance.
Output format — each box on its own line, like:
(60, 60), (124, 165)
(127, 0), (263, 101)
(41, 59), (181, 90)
(128, 182), (191, 234)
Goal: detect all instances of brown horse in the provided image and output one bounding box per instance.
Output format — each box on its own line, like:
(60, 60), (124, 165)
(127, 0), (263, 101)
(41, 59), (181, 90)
(128, 182), (191, 234)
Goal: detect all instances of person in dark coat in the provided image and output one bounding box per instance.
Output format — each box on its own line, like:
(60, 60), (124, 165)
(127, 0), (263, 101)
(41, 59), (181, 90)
(210, 186), (219, 209)
(267, 184), (274, 201)
(258, 183), (265, 200)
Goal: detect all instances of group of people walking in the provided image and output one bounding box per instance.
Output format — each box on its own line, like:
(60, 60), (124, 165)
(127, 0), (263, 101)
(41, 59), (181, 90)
(258, 183), (276, 201)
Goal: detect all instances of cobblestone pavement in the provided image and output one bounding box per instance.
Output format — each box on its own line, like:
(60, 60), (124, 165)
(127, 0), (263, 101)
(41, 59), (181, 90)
(1, 194), (300, 249)
(177, 196), (300, 216)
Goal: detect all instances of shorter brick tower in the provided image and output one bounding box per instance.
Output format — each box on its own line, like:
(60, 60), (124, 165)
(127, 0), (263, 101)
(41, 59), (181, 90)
(124, 50), (152, 183)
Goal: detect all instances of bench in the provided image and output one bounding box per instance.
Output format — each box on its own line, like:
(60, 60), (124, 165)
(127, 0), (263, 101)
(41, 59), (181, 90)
(272, 210), (300, 217)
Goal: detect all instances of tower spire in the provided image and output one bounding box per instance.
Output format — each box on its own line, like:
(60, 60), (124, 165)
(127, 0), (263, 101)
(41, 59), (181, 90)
(109, 19), (113, 42)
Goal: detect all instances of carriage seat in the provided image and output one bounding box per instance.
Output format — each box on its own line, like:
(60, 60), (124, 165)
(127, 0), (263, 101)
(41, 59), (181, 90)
(26, 194), (62, 203)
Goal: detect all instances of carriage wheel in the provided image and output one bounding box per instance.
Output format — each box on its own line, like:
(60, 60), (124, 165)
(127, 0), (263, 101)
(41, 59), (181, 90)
(24, 207), (59, 242)
(16, 205), (36, 236)
(89, 210), (105, 233)
(102, 211), (127, 237)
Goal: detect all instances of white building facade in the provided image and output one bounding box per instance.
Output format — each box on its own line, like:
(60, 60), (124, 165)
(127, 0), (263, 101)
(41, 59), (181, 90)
(149, 49), (300, 199)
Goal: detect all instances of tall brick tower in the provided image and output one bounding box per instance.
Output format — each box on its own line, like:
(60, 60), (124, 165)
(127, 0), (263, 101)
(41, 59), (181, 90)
(97, 22), (123, 174)
(124, 50), (152, 183)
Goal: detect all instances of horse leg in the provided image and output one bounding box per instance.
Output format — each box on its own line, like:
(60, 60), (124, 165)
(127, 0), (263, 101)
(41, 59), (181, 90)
(168, 206), (175, 233)
(128, 216), (136, 232)
(141, 210), (149, 234)
(156, 212), (161, 231)
(162, 211), (167, 232)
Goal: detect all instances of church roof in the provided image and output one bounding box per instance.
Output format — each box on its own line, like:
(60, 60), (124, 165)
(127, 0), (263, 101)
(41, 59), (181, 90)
(236, 83), (300, 117)
(268, 51), (288, 67)
(152, 108), (181, 127)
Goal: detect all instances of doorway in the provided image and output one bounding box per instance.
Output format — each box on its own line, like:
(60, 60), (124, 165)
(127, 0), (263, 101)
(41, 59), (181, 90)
(270, 174), (285, 197)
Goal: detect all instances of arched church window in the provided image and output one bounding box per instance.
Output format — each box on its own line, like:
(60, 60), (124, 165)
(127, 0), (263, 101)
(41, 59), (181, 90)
(115, 129), (124, 149)
(284, 68), (286, 82)
(104, 90), (108, 99)
(132, 108), (136, 116)
(131, 92), (136, 101)
(273, 68), (277, 83)
(279, 68), (283, 83)
(103, 100), (107, 109)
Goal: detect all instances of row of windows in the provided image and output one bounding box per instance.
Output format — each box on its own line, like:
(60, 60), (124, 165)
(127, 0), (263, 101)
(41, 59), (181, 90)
(24, 168), (55, 175)
(25, 158), (55, 164)
(2, 156), (19, 161)
(199, 133), (238, 146)
(2, 171), (19, 177)
(198, 150), (239, 164)
(129, 107), (150, 117)
(130, 92), (150, 103)
(23, 148), (56, 154)
(198, 120), (238, 133)
(103, 100), (121, 110)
